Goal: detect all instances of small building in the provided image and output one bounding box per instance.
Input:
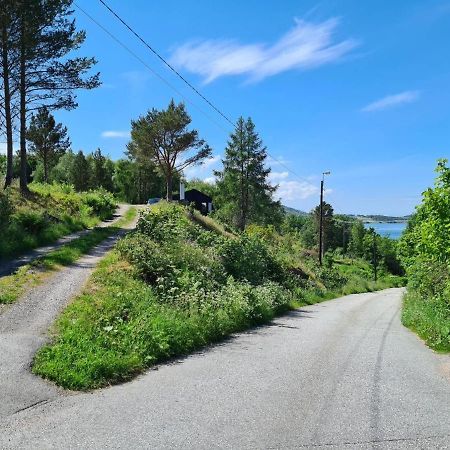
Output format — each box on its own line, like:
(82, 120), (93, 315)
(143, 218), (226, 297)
(173, 188), (213, 215)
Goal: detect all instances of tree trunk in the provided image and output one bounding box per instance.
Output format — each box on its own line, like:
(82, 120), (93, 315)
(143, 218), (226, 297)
(166, 171), (173, 201)
(43, 149), (48, 182)
(1, 24), (14, 188)
(19, 25), (28, 194)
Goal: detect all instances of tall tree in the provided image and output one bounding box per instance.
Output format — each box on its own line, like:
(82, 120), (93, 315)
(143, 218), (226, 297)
(4, 0), (99, 193)
(0, 0), (19, 188)
(71, 150), (90, 191)
(215, 117), (282, 230)
(26, 106), (70, 182)
(313, 201), (335, 253)
(128, 100), (211, 200)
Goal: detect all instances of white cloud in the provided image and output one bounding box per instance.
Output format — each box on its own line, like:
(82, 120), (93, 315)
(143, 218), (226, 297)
(362, 90), (420, 112)
(268, 171), (289, 182)
(184, 154), (221, 179)
(0, 143), (6, 155)
(203, 176), (216, 184)
(275, 180), (319, 202)
(170, 17), (358, 83)
(101, 131), (130, 139)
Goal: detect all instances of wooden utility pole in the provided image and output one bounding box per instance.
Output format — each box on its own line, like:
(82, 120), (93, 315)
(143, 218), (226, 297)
(372, 232), (378, 282)
(318, 171), (330, 265)
(319, 179), (324, 265)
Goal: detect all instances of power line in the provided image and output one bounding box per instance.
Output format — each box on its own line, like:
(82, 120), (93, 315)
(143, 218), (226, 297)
(80, 1), (316, 186)
(74, 2), (229, 135)
(97, 0), (235, 128)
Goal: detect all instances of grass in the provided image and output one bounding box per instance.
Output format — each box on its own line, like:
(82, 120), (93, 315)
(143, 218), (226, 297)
(32, 251), (403, 391)
(32, 250), (291, 390)
(402, 291), (450, 353)
(188, 208), (236, 239)
(0, 182), (117, 259)
(0, 207), (136, 305)
(32, 204), (404, 391)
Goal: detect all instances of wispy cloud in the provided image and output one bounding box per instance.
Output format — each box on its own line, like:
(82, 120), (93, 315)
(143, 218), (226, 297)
(170, 18), (358, 83)
(361, 90), (420, 112)
(101, 131), (130, 139)
(268, 171), (289, 183)
(184, 154), (221, 179)
(276, 180), (320, 202)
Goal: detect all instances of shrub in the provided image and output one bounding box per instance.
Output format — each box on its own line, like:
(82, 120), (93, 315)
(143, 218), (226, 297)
(83, 190), (116, 220)
(12, 210), (48, 234)
(0, 189), (14, 226)
(219, 234), (283, 285)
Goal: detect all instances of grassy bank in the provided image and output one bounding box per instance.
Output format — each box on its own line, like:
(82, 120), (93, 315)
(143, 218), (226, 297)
(0, 182), (117, 259)
(402, 291), (450, 353)
(0, 207), (136, 305)
(33, 202), (404, 390)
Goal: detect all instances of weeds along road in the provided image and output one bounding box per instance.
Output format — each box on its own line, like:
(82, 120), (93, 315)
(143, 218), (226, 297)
(1, 288), (449, 449)
(0, 208), (140, 419)
(0, 203), (132, 277)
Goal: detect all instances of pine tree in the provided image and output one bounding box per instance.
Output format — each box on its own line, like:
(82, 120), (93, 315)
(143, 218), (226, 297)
(71, 150), (90, 191)
(26, 107), (70, 182)
(128, 100), (211, 200)
(1, 0), (99, 193)
(215, 117), (282, 230)
(0, 0), (18, 188)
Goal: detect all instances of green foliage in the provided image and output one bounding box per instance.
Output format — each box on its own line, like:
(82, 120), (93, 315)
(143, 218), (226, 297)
(33, 251), (292, 390)
(0, 182), (116, 259)
(128, 100), (211, 200)
(214, 116), (283, 230)
(219, 234), (282, 285)
(26, 107), (71, 182)
(0, 207), (137, 305)
(71, 151), (90, 192)
(33, 201), (404, 389)
(402, 291), (450, 352)
(0, 187), (14, 227)
(399, 159), (450, 352)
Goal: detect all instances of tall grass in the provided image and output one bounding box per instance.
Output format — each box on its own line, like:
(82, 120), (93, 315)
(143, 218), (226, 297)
(0, 182), (116, 259)
(33, 202), (405, 390)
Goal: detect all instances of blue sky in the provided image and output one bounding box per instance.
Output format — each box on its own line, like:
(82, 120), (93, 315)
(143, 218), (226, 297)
(24, 0), (450, 214)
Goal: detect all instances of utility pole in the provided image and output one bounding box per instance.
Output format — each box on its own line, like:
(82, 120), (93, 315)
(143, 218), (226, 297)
(319, 171), (331, 265)
(372, 230), (378, 282)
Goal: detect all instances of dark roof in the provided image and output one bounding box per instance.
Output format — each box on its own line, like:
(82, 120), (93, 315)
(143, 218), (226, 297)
(173, 189), (212, 203)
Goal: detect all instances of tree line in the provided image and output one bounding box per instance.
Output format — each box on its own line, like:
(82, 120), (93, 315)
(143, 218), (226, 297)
(0, 0), (99, 192)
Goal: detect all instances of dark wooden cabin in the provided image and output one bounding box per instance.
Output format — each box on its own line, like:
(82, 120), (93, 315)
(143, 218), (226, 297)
(173, 189), (213, 215)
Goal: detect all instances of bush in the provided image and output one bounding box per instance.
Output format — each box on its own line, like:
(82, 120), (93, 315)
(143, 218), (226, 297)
(0, 189), (14, 226)
(12, 210), (48, 234)
(84, 190), (116, 220)
(219, 234), (283, 285)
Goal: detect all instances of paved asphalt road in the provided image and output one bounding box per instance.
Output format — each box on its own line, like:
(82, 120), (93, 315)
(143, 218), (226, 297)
(1, 287), (449, 449)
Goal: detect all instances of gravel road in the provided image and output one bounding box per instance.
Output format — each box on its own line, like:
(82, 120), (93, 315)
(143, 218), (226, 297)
(0, 208), (139, 419)
(0, 203), (131, 277)
(1, 287), (449, 449)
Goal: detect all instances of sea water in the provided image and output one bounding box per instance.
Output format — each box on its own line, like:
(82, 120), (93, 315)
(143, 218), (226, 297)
(363, 222), (407, 240)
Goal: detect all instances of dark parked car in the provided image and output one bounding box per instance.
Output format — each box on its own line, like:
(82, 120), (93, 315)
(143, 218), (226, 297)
(147, 198), (161, 205)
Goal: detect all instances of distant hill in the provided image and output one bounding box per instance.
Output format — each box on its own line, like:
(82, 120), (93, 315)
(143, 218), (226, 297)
(283, 206), (308, 216)
(349, 214), (411, 223)
(283, 206), (410, 223)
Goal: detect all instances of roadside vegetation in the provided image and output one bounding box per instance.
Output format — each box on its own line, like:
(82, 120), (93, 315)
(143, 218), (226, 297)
(0, 207), (136, 305)
(0, 182), (116, 260)
(399, 159), (450, 352)
(33, 202), (404, 390)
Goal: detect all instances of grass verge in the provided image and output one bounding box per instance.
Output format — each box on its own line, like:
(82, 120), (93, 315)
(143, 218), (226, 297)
(32, 250), (290, 390)
(32, 202), (405, 391)
(32, 252), (403, 391)
(402, 291), (450, 353)
(0, 207), (136, 305)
